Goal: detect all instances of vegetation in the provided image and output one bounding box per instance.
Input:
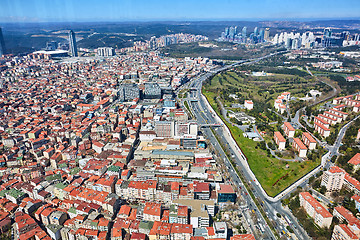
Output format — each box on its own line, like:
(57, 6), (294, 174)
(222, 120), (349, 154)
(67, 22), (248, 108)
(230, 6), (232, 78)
(183, 101), (194, 119)
(203, 67), (331, 124)
(285, 193), (336, 240)
(327, 74), (360, 96)
(203, 90), (320, 197)
(162, 41), (284, 60)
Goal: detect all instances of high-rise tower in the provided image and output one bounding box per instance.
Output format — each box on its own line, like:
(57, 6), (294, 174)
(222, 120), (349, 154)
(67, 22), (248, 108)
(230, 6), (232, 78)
(68, 30), (78, 57)
(264, 28), (270, 41)
(0, 28), (6, 57)
(323, 28), (332, 38)
(254, 27), (258, 36)
(242, 26), (247, 38)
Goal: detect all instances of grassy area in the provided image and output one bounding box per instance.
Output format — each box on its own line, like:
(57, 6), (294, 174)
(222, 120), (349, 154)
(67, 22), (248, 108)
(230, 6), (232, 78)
(183, 100), (194, 119)
(204, 70), (327, 106)
(178, 89), (189, 98)
(203, 90), (320, 197)
(161, 41), (285, 60)
(210, 128), (280, 239)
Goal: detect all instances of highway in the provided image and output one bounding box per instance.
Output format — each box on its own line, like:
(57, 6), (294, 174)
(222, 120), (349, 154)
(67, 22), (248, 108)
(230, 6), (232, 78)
(178, 53), (311, 239)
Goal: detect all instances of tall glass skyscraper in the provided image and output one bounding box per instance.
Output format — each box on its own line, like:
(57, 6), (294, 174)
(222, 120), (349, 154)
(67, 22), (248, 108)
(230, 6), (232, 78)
(68, 30), (78, 57)
(254, 27), (258, 36)
(259, 28), (264, 42)
(323, 28), (332, 38)
(0, 28), (6, 57)
(242, 27), (247, 38)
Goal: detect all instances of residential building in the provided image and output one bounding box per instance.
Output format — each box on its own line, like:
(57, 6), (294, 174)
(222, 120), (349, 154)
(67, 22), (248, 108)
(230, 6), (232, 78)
(333, 206), (360, 227)
(97, 47), (115, 57)
(302, 132), (317, 150)
(283, 122), (295, 138)
(292, 138), (307, 158)
(351, 195), (360, 212)
(321, 166), (346, 192)
(244, 100), (253, 110)
(274, 131), (286, 150)
(348, 153), (360, 172)
(299, 192), (333, 228)
(314, 122), (331, 138)
(331, 224), (358, 240)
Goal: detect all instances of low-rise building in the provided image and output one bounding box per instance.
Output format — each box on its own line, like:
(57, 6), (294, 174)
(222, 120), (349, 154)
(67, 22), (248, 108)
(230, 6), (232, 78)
(216, 184), (236, 206)
(299, 192), (333, 228)
(348, 153), (360, 172)
(314, 117), (330, 129)
(318, 114), (337, 125)
(244, 100), (253, 110)
(351, 195), (360, 212)
(331, 224), (358, 240)
(314, 122), (331, 138)
(302, 132), (317, 150)
(274, 131), (286, 151)
(283, 122), (295, 138)
(292, 138), (307, 158)
(333, 206), (360, 227)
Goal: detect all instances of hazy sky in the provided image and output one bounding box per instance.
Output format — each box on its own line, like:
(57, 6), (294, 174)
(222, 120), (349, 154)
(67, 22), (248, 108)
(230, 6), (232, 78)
(1, 0), (360, 22)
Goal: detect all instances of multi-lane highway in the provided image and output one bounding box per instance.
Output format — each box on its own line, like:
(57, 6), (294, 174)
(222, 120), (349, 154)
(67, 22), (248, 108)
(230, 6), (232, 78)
(178, 54), (312, 239)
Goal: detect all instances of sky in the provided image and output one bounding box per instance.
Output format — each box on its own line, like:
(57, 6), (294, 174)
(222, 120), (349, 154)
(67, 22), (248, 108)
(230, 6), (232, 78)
(1, 0), (360, 22)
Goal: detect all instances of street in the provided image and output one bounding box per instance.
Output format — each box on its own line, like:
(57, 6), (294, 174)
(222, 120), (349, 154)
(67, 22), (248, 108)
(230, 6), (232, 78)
(178, 53), (311, 239)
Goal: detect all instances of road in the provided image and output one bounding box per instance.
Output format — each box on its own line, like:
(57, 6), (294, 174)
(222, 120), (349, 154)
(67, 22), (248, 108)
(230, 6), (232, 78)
(327, 114), (360, 159)
(294, 68), (360, 169)
(179, 53), (311, 239)
(311, 188), (332, 206)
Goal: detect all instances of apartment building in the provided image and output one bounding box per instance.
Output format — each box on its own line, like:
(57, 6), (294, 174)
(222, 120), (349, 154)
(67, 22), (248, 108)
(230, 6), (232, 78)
(321, 166), (346, 192)
(292, 138), (308, 158)
(314, 117), (330, 129)
(333, 206), (360, 227)
(299, 192), (333, 228)
(314, 122), (331, 138)
(283, 122), (295, 138)
(331, 224), (358, 240)
(348, 153), (360, 172)
(274, 131), (286, 150)
(302, 132), (317, 150)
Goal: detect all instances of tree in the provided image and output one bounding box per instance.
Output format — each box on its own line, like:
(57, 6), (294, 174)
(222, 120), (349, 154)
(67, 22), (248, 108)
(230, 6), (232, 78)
(289, 196), (300, 211)
(320, 186), (327, 194)
(312, 179), (321, 189)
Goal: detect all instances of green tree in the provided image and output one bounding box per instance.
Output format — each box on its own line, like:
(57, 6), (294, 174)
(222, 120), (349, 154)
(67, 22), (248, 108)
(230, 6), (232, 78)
(289, 196), (300, 211)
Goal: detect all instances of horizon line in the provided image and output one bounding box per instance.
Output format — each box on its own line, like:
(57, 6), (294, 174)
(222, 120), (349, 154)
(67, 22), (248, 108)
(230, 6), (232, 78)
(1, 17), (360, 24)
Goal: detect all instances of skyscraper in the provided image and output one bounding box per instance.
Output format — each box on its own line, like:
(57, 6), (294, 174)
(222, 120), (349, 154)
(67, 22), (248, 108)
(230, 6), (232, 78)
(323, 28), (332, 38)
(68, 30), (78, 57)
(254, 27), (258, 36)
(264, 28), (270, 41)
(0, 27), (6, 57)
(242, 27), (247, 43)
(242, 27), (247, 38)
(229, 27), (236, 40)
(224, 27), (229, 36)
(259, 28), (264, 42)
